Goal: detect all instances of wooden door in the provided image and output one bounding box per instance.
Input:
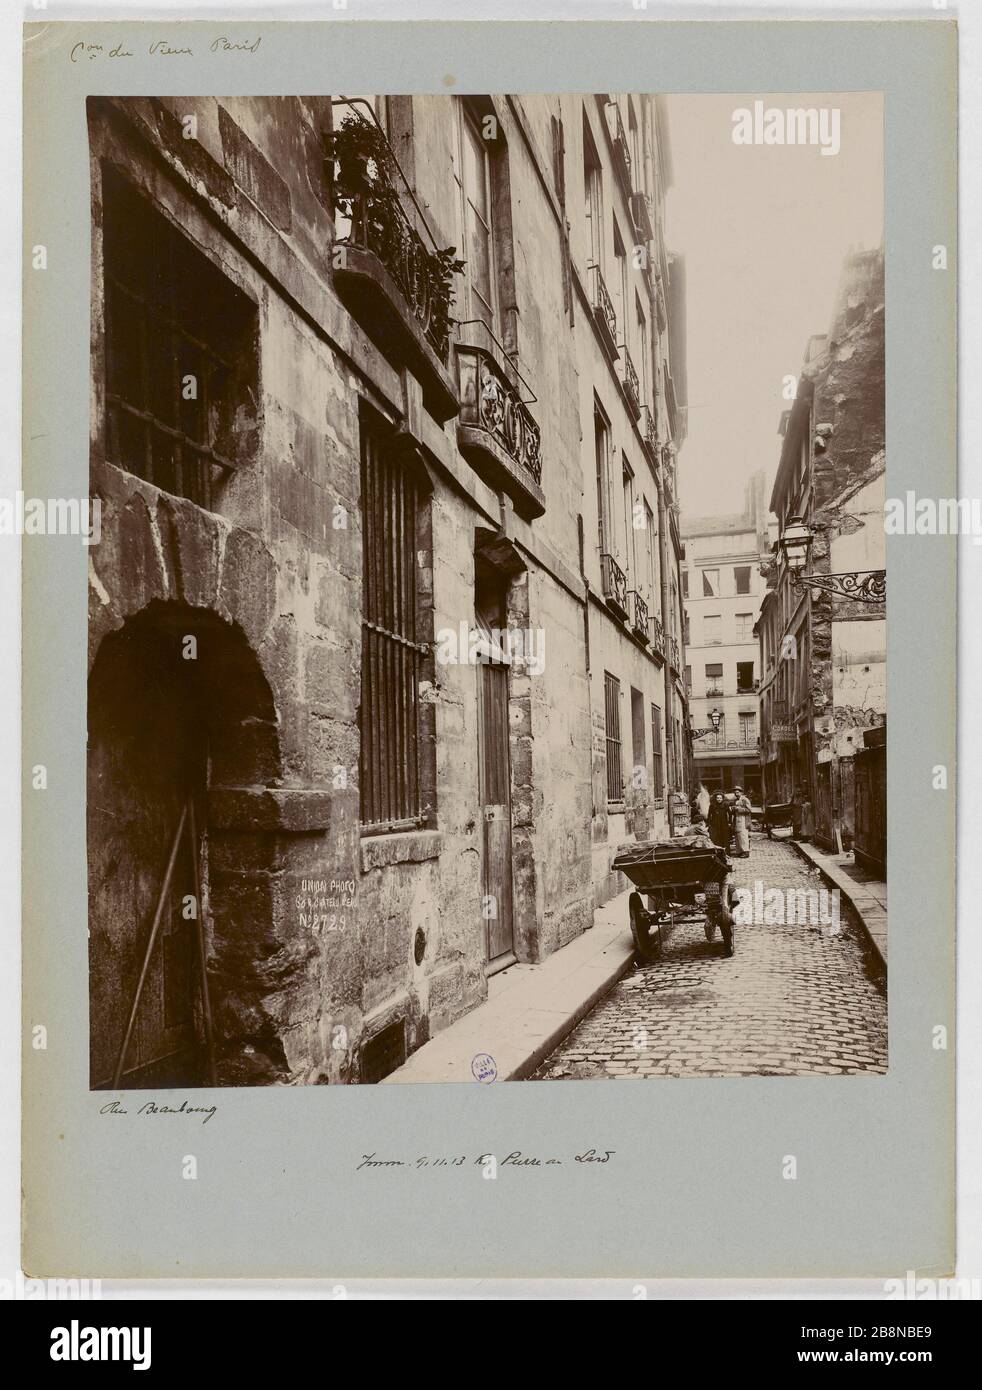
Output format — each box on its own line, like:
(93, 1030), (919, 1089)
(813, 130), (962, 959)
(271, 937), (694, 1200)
(88, 639), (204, 1089)
(474, 570), (515, 969)
(478, 658), (515, 965)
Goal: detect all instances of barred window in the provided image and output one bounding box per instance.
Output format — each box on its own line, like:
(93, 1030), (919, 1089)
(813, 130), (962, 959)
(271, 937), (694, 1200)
(604, 671), (623, 804)
(102, 165), (257, 511)
(360, 421), (425, 832)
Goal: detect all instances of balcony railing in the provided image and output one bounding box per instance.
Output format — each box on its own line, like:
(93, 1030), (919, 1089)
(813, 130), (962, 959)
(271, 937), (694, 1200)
(620, 346), (641, 420)
(326, 100), (461, 420)
(454, 321), (544, 520)
(705, 682), (724, 698)
(649, 613), (667, 658)
(668, 634), (681, 671)
(627, 590), (649, 642)
(693, 736), (760, 752)
(588, 264), (618, 360)
(605, 100), (633, 196)
(600, 552), (629, 618)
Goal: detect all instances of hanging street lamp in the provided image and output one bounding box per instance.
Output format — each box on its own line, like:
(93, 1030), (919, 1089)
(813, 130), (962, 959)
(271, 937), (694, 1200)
(778, 514), (885, 603)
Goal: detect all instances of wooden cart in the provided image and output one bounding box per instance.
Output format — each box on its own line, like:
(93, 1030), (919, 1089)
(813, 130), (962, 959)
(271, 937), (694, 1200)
(612, 838), (736, 962)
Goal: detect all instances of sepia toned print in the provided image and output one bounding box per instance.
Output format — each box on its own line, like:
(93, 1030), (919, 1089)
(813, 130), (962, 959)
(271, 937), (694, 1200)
(86, 91), (885, 1090)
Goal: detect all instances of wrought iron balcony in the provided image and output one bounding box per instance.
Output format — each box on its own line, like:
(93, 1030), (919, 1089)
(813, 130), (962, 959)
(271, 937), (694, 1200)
(649, 613), (667, 659)
(326, 100), (461, 422)
(693, 736), (760, 753)
(630, 191), (655, 243)
(620, 345), (641, 421)
(605, 101), (633, 197)
(588, 264), (619, 360)
(627, 590), (649, 642)
(454, 321), (544, 520)
(639, 404), (658, 461)
(600, 552), (629, 619)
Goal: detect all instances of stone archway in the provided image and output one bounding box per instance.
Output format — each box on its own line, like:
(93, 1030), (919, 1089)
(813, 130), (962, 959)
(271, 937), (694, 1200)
(88, 600), (288, 1089)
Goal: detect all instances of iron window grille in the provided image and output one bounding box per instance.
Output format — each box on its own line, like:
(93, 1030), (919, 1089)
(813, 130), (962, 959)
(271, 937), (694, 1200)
(101, 165), (257, 512)
(359, 422), (426, 833)
(604, 671), (623, 804)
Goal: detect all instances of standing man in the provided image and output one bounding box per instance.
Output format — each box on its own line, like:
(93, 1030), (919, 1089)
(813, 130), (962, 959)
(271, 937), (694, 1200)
(732, 785), (752, 858)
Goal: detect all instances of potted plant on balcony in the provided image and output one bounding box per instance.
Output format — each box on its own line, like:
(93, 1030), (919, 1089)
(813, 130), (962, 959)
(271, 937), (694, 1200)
(325, 112), (464, 364)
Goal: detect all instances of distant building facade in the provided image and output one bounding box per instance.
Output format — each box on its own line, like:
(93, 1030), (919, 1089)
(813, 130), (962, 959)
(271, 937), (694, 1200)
(86, 92), (687, 1088)
(756, 247), (885, 858)
(682, 472), (769, 803)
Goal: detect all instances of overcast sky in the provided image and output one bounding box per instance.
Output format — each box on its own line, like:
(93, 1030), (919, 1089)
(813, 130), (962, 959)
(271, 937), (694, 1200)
(664, 92), (883, 519)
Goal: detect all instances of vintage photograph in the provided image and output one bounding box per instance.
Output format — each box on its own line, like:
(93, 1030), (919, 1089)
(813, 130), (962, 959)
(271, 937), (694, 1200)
(86, 90), (886, 1090)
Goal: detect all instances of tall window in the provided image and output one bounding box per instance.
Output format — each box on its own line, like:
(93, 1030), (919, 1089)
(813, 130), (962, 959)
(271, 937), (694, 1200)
(102, 165), (257, 511)
(595, 405), (612, 553)
(702, 568), (720, 597)
(604, 672), (623, 803)
(613, 221), (629, 350)
(734, 565), (752, 594)
(735, 612), (754, 643)
(622, 462), (637, 582)
(651, 703), (664, 800)
(644, 502), (656, 604)
(740, 712), (757, 745)
(360, 419), (425, 832)
(705, 662), (723, 696)
(681, 569), (689, 598)
(631, 688), (646, 797)
(628, 102), (642, 188)
(636, 296), (649, 402)
(455, 104), (496, 331)
(584, 128), (604, 268)
(737, 660), (756, 691)
(704, 614), (722, 646)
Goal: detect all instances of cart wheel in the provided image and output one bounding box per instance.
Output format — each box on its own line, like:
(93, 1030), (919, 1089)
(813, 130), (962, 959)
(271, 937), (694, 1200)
(629, 892), (661, 962)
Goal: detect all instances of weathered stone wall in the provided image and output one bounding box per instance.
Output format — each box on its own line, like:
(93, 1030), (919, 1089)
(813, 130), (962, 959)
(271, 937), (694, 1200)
(87, 93), (613, 1086)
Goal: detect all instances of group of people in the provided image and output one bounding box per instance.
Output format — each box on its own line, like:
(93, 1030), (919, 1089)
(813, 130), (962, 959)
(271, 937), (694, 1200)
(689, 785), (753, 858)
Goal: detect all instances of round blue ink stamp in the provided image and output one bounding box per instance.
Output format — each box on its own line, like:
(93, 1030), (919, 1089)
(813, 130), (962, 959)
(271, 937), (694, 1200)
(471, 1053), (497, 1084)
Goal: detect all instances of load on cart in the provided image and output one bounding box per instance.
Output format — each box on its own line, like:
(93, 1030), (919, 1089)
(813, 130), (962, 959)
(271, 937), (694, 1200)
(612, 835), (738, 962)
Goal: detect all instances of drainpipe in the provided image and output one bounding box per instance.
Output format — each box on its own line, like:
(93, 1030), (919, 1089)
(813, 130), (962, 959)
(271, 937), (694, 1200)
(657, 451), (675, 791)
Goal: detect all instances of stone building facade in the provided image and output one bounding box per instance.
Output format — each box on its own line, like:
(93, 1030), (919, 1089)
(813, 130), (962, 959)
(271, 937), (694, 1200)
(682, 471), (769, 804)
(86, 92), (687, 1089)
(756, 247), (885, 852)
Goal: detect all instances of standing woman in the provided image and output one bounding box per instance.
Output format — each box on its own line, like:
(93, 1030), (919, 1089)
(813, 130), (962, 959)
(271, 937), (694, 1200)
(708, 793), (730, 851)
(732, 785), (752, 858)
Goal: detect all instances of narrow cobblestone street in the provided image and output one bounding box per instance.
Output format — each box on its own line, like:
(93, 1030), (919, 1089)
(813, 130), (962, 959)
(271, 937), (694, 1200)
(534, 833), (887, 1079)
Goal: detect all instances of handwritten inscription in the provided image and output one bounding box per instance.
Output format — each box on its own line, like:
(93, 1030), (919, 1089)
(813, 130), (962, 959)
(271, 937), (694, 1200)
(100, 1099), (217, 1125)
(69, 37), (262, 63)
(356, 1148), (615, 1171)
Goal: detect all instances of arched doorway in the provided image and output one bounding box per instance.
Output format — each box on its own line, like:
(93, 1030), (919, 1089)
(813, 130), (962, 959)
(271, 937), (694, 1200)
(88, 602), (281, 1089)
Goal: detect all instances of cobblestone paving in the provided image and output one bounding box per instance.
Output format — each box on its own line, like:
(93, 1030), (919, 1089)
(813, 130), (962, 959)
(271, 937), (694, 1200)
(534, 833), (887, 1079)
